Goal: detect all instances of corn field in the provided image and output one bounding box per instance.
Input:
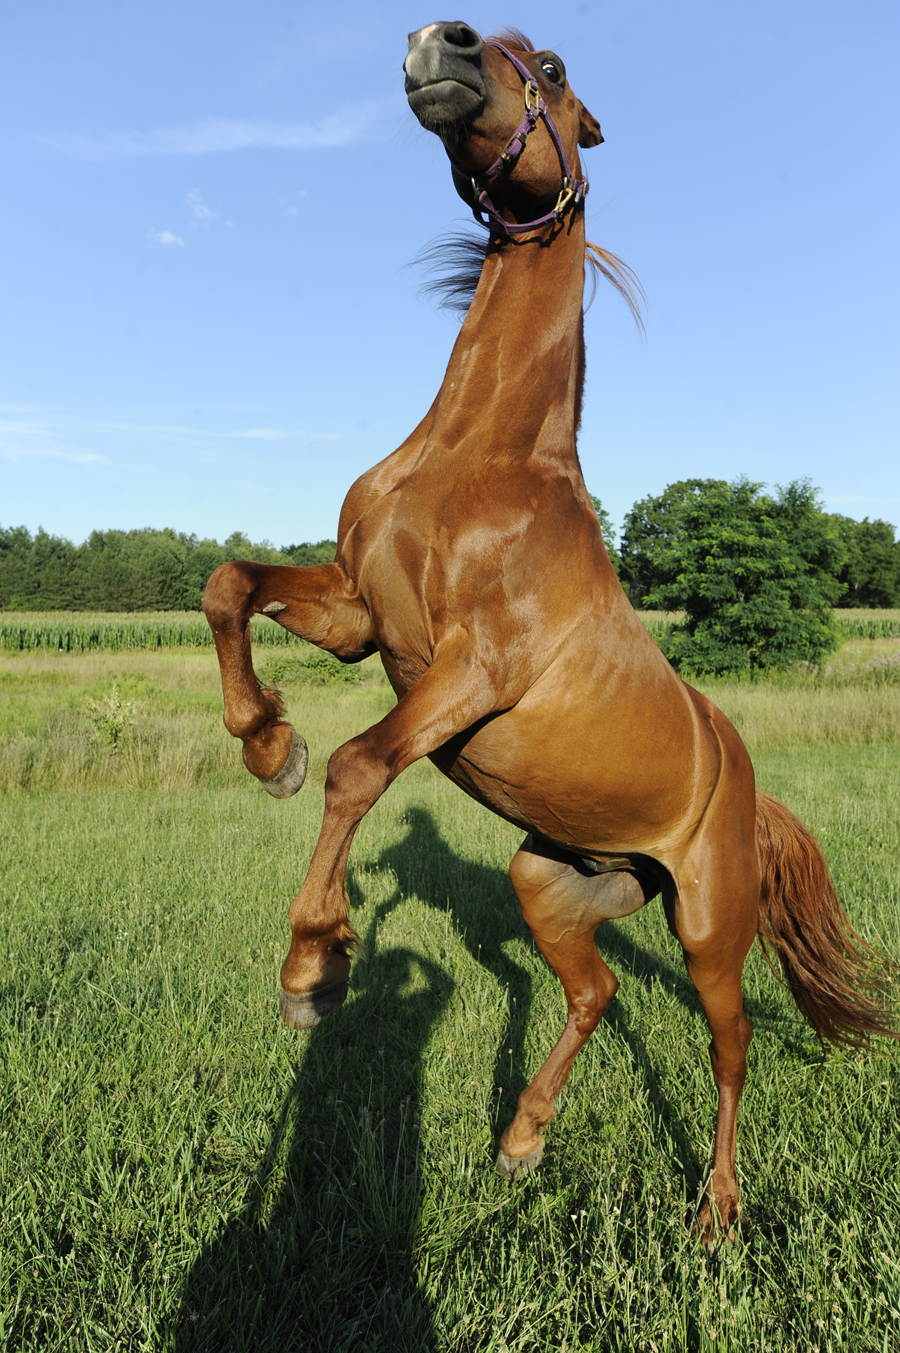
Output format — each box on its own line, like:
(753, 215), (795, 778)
(0, 608), (898, 653)
(0, 611), (304, 652)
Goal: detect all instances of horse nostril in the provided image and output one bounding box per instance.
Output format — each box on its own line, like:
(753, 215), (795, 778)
(440, 22), (482, 56)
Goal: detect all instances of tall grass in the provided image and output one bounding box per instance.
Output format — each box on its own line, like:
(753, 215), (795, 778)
(1, 635), (898, 793)
(0, 651), (388, 793)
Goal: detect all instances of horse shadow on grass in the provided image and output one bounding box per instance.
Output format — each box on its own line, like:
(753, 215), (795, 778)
(367, 808), (707, 1196)
(174, 806), (769, 1348)
(173, 915), (452, 1353)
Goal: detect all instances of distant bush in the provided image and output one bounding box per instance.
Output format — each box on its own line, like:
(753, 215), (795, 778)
(629, 479), (845, 677)
(259, 649), (364, 687)
(830, 515), (900, 607)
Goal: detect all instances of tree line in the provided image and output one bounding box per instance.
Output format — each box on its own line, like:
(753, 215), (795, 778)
(0, 527), (336, 614)
(2, 479), (897, 676)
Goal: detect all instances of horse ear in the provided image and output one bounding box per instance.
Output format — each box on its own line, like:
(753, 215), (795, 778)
(577, 102), (604, 148)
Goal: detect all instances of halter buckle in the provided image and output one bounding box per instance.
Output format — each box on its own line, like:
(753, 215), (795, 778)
(553, 180), (577, 219)
(524, 80), (543, 113)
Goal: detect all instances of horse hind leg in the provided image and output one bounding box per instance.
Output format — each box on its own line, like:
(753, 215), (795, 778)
(666, 874), (756, 1244)
(497, 835), (655, 1175)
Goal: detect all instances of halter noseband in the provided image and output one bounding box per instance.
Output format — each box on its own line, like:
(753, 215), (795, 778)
(455, 41), (589, 237)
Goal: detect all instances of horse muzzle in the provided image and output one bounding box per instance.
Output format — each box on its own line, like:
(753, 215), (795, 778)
(404, 21), (486, 131)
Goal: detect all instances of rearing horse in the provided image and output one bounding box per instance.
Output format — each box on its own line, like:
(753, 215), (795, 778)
(203, 22), (895, 1242)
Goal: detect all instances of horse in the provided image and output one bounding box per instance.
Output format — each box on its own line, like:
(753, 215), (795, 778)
(202, 22), (895, 1243)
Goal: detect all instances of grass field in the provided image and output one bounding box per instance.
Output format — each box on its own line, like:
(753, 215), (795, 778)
(1, 637), (899, 1351)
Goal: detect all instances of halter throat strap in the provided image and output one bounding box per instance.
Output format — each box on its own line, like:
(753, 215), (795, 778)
(455, 41), (589, 237)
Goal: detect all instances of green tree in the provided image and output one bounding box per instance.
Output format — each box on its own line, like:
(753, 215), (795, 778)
(0, 525), (335, 611)
(77, 529), (192, 611)
(619, 479), (730, 607)
(642, 478), (845, 677)
(280, 539), (337, 567)
(829, 515), (900, 608)
(0, 525), (78, 610)
(587, 495), (623, 577)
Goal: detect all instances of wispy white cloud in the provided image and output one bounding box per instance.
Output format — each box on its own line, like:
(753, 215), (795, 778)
(2, 446), (105, 464)
(0, 406), (344, 470)
(187, 189), (217, 228)
(148, 228), (185, 247)
(41, 102), (395, 160)
(0, 414), (107, 464)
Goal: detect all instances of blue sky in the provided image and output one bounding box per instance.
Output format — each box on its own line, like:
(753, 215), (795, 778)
(2, 0), (898, 549)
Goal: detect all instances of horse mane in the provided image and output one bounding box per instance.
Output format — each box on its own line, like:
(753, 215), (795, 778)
(416, 230), (646, 332)
(415, 227), (492, 316)
(584, 243), (647, 334)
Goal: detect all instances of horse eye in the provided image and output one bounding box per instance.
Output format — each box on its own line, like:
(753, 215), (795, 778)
(541, 61), (562, 84)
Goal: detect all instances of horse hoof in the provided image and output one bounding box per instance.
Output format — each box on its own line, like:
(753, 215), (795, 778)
(495, 1142), (544, 1178)
(260, 728), (308, 799)
(279, 976), (349, 1028)
(692, 1197), (740, 1248)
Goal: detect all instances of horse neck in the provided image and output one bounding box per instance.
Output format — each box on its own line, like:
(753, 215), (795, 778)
(430, 216), (587, 469)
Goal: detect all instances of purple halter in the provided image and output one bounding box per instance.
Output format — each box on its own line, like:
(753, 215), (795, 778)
(455, 41), (589, 237)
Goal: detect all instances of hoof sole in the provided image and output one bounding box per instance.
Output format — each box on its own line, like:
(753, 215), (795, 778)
(261, 728), (308, 799)
(495, 1142), (544, 1178)
(279, 976), (349, 1029)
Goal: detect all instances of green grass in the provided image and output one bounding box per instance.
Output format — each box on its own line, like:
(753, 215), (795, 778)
(0, 647), (899, 1350)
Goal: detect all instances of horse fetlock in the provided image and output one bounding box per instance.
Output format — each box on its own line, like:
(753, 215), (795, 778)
(499, 1091), (555, 1164)
(693, 1182), (741, 1247)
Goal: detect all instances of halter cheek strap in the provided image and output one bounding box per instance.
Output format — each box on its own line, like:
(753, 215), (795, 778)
(454, 41), (589, 237)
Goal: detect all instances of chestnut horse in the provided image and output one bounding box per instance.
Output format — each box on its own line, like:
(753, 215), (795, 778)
(203, 23), (895, 1241)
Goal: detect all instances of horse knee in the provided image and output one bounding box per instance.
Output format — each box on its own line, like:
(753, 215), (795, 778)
(202, 560), (257, 629)
(325, 738), (391, 818)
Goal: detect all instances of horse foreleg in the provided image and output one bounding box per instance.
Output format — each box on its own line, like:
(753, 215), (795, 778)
(278, 648), (505, 1027)
(202, 561), (374, 794)
(497, 836), (652, 1175)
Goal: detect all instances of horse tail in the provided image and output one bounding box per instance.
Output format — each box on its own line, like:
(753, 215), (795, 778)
(755, 790), (898, 1048)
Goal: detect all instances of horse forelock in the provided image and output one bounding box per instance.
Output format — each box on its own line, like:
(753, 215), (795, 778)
(487, 28), (536, 53)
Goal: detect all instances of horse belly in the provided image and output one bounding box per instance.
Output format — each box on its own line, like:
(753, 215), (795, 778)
(431, 675), (716, 857)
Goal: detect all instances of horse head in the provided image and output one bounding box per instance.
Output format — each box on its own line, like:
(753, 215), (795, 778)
(404, 22), (603, 235)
